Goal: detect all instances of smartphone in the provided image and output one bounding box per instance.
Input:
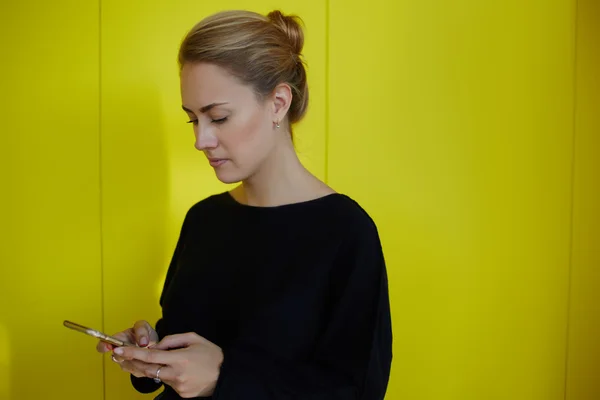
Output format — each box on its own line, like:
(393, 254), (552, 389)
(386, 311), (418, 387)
(63, 320), (127, 347)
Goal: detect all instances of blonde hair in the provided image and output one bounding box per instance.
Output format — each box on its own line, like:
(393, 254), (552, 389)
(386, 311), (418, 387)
(178, 10), (309, 138)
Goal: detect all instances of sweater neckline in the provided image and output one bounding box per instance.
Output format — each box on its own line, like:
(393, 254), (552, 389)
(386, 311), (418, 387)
(218, 191), (344, 210)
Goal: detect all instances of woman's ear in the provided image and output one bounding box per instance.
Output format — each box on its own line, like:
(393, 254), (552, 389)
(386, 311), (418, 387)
(271, 83), (292, 125)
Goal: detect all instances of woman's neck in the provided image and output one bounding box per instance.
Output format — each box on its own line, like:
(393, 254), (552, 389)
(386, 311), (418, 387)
(232, 141), (333, 207)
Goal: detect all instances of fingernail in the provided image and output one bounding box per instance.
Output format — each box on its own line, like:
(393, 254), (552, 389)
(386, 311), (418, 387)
(114, 347), (124, 355)
(139, 337), (148, 346)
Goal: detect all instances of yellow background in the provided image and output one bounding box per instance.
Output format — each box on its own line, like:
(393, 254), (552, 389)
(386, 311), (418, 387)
(0, 1), (597, 400)
(566, 0), (600, 399)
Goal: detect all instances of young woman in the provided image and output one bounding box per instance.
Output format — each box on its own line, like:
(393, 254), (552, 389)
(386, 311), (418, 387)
(97, 9), (393, 400)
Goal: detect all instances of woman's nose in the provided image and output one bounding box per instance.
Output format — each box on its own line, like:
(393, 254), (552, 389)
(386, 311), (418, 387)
(195, 126), (218, 151)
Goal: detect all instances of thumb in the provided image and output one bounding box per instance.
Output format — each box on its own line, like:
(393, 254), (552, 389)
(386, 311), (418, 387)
(150, 332), (200, 350)
(133, 320), (152, 347)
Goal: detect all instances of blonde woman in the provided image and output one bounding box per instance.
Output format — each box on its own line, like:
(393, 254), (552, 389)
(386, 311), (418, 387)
(97, 9), (393, 400)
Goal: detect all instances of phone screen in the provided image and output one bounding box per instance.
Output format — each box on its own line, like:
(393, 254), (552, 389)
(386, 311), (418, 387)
(63, 320), (127, 347)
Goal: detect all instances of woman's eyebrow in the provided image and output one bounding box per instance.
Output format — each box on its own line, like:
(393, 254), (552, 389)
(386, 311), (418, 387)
(182, 102), (229, 114)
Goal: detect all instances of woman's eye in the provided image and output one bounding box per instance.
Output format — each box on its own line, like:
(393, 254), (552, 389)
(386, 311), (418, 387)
(212, 117), (228, 124)
(186, 117), (227, 125)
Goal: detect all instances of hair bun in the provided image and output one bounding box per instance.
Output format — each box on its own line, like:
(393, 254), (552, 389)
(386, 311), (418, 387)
(267, 10), (304, 55)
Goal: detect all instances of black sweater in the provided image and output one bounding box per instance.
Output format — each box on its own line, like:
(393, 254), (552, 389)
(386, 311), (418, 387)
(131, 192), (393, 399)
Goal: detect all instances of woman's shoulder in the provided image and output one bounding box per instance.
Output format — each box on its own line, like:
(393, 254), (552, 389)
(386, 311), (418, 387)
(179, 192), (232, 222)
(327, 193), (380, 235)
(327, 195), (387, 282)
(179, 191), (380, 238)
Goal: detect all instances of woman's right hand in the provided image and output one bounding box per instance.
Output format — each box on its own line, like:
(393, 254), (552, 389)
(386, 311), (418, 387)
(96, 320), (158, 353)
(96, 320), (160, 379)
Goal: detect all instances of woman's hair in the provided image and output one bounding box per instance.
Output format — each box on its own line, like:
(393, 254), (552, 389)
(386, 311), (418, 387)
(178, 10), (309, 137)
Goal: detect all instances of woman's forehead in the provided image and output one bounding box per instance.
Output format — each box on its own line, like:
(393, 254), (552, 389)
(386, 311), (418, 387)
(180, 63), (253, 105)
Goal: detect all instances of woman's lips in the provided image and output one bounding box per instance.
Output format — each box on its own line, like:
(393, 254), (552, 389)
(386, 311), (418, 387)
(208, 158), (227, 167)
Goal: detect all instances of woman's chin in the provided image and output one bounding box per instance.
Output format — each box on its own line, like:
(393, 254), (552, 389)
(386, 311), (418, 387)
(214, 170), (244, 185)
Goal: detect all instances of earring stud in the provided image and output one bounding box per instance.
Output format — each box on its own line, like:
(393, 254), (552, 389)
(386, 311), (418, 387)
(275, 121), (280, 129)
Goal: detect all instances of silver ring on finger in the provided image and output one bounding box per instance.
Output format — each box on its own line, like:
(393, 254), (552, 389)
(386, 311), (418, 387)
(112, 355), (123, 363)
(154, 365), (163, 383)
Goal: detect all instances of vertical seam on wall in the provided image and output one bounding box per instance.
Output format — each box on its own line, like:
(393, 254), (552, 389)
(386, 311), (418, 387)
(324, 0), (330, 184)
(563, 0), (578, 399)
(99, 0), (106, 399)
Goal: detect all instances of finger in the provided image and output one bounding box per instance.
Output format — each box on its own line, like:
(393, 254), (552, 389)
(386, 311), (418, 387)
(119, 360), (149, 378)
(151, 332), (200, 350)
(133, 321), (152, 347)
(112, 331), (134, 342)
(113, 346), (178, 365)
(119, 329), (138, 345)
(147, 336), (159, 348)
(128, 360), (172, 383)
(111, 353), (125, 364)
(126, 358), (156, 372)
(97, 330), (134, 352)
(141, 363), (177, 385)
(97, 341), (113, 353)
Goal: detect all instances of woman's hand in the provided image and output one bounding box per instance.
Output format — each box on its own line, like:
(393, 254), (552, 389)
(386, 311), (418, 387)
(96, 320), (159, 352)
(113, 332), (224, 398)
(96, 320), (160, 378)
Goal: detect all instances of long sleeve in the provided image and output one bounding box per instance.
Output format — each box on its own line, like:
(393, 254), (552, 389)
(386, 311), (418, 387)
(211, 220), (393, 399)
(130, 210), (191, 394)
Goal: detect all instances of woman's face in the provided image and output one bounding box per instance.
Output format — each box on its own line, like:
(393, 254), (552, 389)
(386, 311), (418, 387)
(180, 62), (287, 184)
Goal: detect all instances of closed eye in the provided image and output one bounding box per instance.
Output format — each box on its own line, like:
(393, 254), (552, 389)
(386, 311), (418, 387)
(212, 117), (228, 124)
(186, 117), (227, 125)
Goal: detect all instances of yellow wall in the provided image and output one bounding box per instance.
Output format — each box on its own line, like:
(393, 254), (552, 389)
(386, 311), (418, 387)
(566, 0), (600, 399)
(328, 1), (575, 399)
(0, 1), (104, 400)
(0, 1), (597, 400)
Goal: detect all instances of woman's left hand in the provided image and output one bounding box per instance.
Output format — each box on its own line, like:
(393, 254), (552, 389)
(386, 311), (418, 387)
(113, 332), (224, 398)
